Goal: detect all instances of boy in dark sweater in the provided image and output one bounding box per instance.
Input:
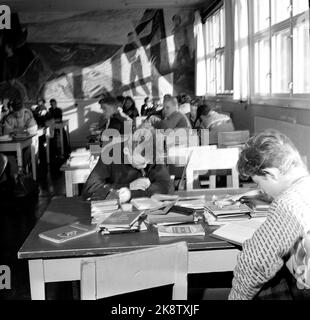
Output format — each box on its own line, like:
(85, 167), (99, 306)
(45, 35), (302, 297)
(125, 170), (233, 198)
(82, 129), (173, 202)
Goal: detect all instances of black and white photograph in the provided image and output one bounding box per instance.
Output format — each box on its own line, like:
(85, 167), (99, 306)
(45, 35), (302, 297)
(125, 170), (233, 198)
(0, 0), (310, 311)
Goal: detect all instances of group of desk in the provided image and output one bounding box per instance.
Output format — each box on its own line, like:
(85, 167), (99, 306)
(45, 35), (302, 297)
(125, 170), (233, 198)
(0, 120), (70, 180)
(17, 188), (249, 300)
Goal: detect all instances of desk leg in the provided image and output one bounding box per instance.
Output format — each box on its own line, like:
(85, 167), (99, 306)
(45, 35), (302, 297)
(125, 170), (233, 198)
(16, 144), (23, 168)
(65, 171), (74, 197)
(31, 139), (37, 180)
(60, 129), (64, 156)
(46, 137), (50, 164)
(28, 260), (45, 300)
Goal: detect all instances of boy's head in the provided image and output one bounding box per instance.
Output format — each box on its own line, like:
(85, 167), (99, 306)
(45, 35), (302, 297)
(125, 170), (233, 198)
(99, 96), (118, 118)
(238, 130), (307, 198)
(50, 99), (57, 108)
(123, 128), (156, 170)
(163, 95), (178, 118)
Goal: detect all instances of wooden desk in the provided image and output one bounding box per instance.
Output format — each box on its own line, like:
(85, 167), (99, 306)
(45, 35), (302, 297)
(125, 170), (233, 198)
(18, 188), (249, 300)
(0, 134), (38, 180)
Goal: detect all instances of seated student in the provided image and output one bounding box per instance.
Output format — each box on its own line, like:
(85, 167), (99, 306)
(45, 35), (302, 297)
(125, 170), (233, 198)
(194, 104), (234, 144)
(99, 96), (128, 135)
(186, 97), (200, 128)
(82, 128), (173, 201)
(229, 130), (310, 300)
(122, 96), (139, 120)
(46, 98), (62, 122)
(140, 97), (153, 117)
(33, 98), (48, 128)
(153, 95), (191, 130)
(3, 98), (38, 173)
(177, 93), (191, 115)
(3, 98), (37, 135)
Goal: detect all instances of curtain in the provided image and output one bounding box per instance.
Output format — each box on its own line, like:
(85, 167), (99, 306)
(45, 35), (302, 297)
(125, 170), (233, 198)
(233, 0), (250, 101)
(194, 10), (207, 96)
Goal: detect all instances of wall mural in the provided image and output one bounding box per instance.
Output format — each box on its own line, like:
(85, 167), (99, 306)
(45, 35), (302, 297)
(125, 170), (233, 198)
(0, 9), (195, 103)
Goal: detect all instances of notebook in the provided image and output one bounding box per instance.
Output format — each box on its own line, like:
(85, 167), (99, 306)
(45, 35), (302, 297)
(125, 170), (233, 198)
(158, 224), (205, 237)
(39, 222), (98, 244)
(211, 219), (266, 246)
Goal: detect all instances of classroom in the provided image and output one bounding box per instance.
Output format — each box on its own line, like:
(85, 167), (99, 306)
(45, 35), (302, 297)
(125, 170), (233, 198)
(0, 0), (310, 303)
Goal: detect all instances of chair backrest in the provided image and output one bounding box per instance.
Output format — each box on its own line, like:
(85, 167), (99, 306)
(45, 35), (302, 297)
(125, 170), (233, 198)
(80, 242), (188, 300)
(167, 145), (217, 167)
(218, 130), (250, 148)
(0, 153), (8, 180)
(186, 147), (240, 190)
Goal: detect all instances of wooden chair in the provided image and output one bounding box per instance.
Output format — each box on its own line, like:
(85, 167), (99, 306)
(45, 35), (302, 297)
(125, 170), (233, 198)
(218, 130), (250, 148)
(186, 147), (240, 190)
(80, 242), (188, 300)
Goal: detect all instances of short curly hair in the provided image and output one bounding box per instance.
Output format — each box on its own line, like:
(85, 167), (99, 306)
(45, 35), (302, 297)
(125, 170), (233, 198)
(238, 130), (305, 179)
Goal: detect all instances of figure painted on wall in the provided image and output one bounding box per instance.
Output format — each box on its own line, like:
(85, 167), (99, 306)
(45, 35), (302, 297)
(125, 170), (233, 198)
(0, 13), (35, 102)
(124, 31), (150, 97)
(171, 13), (195, 96)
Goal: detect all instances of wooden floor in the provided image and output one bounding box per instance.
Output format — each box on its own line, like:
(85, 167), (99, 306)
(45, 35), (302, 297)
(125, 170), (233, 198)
(0, 161), (233, 300)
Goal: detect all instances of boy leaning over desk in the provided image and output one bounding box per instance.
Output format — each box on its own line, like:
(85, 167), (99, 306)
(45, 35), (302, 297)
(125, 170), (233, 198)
(229, 130), (310, 300)
(82, 128), (173, 203)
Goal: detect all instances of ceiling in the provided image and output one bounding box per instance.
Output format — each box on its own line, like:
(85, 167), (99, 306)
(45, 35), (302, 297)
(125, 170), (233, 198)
(4, 0), (208, 12)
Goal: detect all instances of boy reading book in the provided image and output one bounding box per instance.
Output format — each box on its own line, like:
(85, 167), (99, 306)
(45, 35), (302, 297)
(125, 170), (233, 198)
(82, 128), (173, 203)
(229, 130), (310, 300)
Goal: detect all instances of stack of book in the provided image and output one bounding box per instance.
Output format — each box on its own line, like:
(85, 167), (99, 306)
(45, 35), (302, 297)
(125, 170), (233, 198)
(204, 202), (252, 226)
(69, 148), (91, 167)
(145, 198), (205, 226)
(91, 199), (120, 224)
(241, 197), (270, 219)
(99, 211), (147, 234)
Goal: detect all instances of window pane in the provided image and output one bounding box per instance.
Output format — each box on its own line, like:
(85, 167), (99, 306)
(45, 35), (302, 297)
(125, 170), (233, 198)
(207, 57), (215, 95)
(254, 39), (270, 94)
(254, 0), (270, 32)
(293, 0), (309, 16)
(216, 52), (225, 93)
(271, 0), (290, 25)
(293, 20), (310, 93)
(271, 29), (291, 93)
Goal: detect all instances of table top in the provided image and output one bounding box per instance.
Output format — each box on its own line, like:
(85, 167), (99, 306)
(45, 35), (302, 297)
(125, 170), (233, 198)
(18, 189), (250, 260)
(0, 134), (37, 144)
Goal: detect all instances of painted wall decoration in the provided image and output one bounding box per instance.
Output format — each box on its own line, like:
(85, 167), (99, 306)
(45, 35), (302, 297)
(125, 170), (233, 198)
(0, 8), (195, 103)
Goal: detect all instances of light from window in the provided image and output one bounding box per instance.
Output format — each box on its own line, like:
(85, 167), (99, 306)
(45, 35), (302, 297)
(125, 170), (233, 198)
(205, 7), (225, 95)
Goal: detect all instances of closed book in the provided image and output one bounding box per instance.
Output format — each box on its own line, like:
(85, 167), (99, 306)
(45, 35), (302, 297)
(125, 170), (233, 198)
(205, 202), (252, 218)
(146, 211), (194, 225)
(158, 224), (205, 237)
(39, 222), (98, 244)
(99, 211), (145, 229)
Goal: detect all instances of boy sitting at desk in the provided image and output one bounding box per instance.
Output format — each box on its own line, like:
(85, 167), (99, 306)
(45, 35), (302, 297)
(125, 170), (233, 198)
(229, 130), (310, 300)
(82, 128), (173, 202)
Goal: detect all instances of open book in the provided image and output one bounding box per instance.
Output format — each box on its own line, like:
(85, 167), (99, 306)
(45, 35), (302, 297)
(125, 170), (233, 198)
(211, 219), (266, 246)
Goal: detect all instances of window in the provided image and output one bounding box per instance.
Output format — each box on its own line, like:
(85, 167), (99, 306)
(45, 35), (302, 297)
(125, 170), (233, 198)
(205, 6), (226, 95)
(252, 0), (310, 96)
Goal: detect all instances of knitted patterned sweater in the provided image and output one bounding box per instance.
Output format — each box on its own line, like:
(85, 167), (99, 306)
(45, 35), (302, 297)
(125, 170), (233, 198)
(229, 175), (310, 300)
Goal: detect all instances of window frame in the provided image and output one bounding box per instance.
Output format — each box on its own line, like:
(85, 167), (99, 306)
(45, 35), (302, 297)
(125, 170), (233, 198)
(249, 0), (310, 107)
